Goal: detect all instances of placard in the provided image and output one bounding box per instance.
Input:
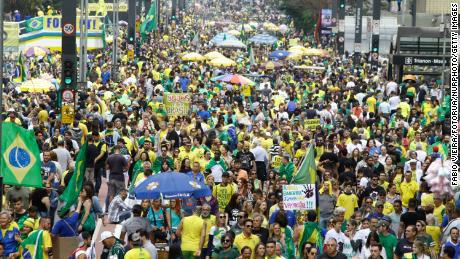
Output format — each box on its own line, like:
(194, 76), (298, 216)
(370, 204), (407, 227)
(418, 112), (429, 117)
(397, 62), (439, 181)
(304, 119), (320, 130)
(282, 184), (316, 211)
(61, 104), (75, 124)
(163, 93), (192, 116)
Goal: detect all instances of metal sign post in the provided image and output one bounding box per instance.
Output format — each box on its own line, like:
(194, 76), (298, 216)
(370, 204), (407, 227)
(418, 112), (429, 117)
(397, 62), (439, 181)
(354, 0), (363, 64)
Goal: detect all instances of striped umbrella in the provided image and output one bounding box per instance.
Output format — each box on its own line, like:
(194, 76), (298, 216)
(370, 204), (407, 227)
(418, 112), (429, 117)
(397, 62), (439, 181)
(24, 46), (50, 57)
(211, 74), (255, 85)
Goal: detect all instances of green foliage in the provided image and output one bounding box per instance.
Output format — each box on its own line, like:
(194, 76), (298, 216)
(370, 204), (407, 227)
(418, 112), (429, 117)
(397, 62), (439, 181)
(5, 0), (44, 16)
(280, 0), (320, 34)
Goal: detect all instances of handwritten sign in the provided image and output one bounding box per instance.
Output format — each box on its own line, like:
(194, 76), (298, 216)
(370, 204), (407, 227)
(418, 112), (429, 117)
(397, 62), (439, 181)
(163, 93), (192, 116)
(282, 184), (316, 211)
(304, 119), (320, 130)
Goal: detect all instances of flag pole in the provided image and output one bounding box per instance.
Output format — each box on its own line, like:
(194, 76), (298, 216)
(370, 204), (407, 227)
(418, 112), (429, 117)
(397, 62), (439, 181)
(0, 0), (4, 212)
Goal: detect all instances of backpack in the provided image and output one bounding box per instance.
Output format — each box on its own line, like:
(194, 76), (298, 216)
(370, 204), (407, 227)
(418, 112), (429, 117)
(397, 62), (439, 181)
(104, 130), (115, 148)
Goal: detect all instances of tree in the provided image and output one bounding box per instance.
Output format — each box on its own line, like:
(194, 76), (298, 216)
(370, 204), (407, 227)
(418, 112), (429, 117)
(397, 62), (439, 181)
(5, 0), (44, 17)
(280, 0), (322, 34)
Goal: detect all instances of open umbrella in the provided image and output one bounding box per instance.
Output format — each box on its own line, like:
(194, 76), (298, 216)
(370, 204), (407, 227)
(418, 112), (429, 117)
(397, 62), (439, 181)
(209, 57), (237, 67)
(210, 33), (238, 45)
(204, 51), (225, 60)
(24, 46), (50, 57)
(216, 39), (247, 49)
(289, 45), (307, 53)
(286, 52), (303, 61)
(262, 61), (283, 70)
(211, 74), (255, 85)
(20, 79), (54, 92)
(226, 29), (240, 36)
(134, 172), (211, 199)
(248, 33), (278, 45)
(303, 48), (327, 57)
(269, 50), (290, 60)
(181, 52), (205, 61)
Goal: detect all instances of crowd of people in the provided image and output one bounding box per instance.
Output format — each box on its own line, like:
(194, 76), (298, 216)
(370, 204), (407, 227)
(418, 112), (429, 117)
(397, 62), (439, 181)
(0, 0), (458, 258)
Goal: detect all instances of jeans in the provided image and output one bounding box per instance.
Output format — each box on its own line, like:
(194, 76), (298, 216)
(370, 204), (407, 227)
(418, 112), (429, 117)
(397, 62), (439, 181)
(94, 167), (104, 195)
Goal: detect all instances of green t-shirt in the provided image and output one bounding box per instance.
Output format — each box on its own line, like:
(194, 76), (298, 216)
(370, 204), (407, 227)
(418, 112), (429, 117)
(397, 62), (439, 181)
(379, 233), (398, 259)
(217, 247), (240, 259)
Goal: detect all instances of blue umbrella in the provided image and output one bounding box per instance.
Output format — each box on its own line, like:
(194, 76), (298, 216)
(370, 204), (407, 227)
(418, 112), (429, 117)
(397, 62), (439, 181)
(248, 33), (278, 45)
(134, 172), (211, 199)
(269, 50), (290, 60)
(210, 32), (238, 45)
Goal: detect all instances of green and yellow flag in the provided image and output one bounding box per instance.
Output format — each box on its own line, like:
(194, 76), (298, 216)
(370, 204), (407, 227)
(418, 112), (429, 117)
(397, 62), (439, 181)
(60, 141), (88, 211)
(25, 17), (44, 32)
(140, 0), (158, 42)
(291, 145), (316, 184)
(1, 123), (42, 187)
(21, 230), (44, 259)
(13, 52), (26, 83)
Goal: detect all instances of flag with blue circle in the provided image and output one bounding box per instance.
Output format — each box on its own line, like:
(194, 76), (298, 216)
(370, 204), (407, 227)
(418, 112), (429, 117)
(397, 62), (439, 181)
(1, 122), (42, 187)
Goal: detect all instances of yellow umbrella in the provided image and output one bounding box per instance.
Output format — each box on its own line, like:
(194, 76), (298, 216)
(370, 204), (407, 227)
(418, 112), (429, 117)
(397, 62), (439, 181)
(226, 29), (240, 36)
(205, 51), (225, 60)
(181, 52), (205, 61)
(304, 48), (326, 57)
(286, 52), (303, 61)
(288, 49), (304, 56)
(289, 45), (307, 53)
(209, 57), (236, 67)
(20, 79), (54, 93)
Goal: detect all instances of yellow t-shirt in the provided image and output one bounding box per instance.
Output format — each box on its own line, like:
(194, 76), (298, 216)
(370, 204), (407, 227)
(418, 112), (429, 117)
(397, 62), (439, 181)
(426, 225), (441, 254)
(125, 247), (152, 259)
(366, 96), (377, 113)
(181, 215), (204, 252)
(234, 234), (260, 259)
(400, 181), (419, 208)
(38, 110), (49, 123)
(202, 215), (216, 249)
(336, 193), (358, 220)
(433, 204), (446, 225)
(212, 184), (234, 212)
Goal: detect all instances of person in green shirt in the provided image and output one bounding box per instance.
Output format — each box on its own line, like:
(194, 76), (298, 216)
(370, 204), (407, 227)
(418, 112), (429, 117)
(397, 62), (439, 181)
(100, 231), (125, 259)
(378, 220), (397, 259)
(152, 146), (175, 173)
(215, 232), (240, 259)
(278, 154), (294, 183)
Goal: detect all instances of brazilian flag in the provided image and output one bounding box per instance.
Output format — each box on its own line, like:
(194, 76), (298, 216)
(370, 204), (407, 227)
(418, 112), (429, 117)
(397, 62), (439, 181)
(25, 17), (44, 32)
(140, 0), (158, 42)
(21, 230), (44, 259)
(59, 141), (88, 212)
(0, 123), (42, 188)
(291, 145), (316, 184)
(13, 52), (26, 82)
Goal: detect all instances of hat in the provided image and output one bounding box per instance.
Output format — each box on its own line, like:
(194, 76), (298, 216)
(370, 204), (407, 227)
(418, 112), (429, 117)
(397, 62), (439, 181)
(433, 146), (439, 152)
(23, 218), (35, 229)
(378, 220), (390, 227)
(100, 231), (114, 242)
(7, 108), (15, 112)
(409, 159), (417, 164)
(222, 172), (230, 178)
(375, 201), (384, 207)
(130, 232), (142, 245)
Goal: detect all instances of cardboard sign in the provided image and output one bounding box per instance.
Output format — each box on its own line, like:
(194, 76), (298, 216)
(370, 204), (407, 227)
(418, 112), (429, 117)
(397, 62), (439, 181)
(163, 93), (192, 116)
(304, 119), (320, 130)
(282, 184), (316, 211)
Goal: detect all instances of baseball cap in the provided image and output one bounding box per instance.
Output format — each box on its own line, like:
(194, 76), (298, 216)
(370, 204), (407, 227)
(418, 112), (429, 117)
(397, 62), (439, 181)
(378, 220), (390, 227)
(100, 231), (114, 242)
(375, 201), (384, 207)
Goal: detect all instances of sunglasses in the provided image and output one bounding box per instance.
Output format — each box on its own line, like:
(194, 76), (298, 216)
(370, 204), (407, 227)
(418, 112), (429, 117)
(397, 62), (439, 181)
(219, 216), (226, 219)
(223, 239), (231, 243)
(238, 215), (245, 218)
(310, 252), (317, 255)
(245, 225), (253, 228)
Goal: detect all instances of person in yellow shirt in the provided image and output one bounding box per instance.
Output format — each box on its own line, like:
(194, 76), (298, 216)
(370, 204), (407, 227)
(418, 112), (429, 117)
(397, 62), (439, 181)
(125, 232), (152, 259)
(234, 218), (260, 259)
(176, 207), (207, 259)
(400, 171), (419, 208)
(366, 95), (377, 113)
(433, 196), (446, 225)
(336, 182), (358, 220)
(200, 204), (216, 256)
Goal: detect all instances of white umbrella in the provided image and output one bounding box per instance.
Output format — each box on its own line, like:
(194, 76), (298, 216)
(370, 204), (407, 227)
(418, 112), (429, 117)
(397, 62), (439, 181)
(216, 39), (247, 49)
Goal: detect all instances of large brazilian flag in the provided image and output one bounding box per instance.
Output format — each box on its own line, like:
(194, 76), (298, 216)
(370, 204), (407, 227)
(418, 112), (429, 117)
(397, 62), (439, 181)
(1, 122), (42, 187)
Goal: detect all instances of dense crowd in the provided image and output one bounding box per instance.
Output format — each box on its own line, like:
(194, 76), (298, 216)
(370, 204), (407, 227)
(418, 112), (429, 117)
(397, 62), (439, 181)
(0, 0), (458, 259)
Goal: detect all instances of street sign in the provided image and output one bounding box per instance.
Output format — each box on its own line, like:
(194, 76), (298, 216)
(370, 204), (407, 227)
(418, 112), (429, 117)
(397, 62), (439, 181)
(338, 36), (345, 42)
(63, 23), (75, 36)
(62, 89), (74, 103)
(61, 104), (75, 124)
